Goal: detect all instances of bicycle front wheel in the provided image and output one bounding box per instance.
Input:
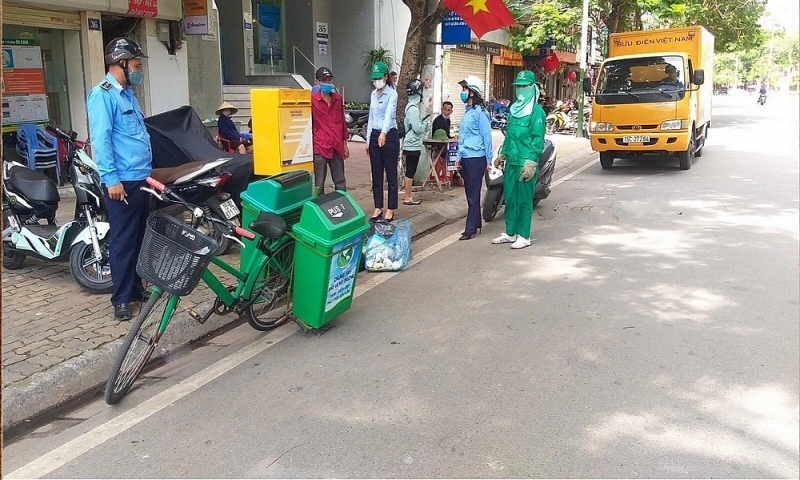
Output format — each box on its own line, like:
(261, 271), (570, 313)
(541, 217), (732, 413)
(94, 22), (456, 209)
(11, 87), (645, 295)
(105, 289), (172, 405)
(245, 241), (295, 331)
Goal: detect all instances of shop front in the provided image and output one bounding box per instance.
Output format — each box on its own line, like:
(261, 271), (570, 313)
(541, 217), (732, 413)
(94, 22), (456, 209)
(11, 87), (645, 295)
(443, 44), (496, 126)
(491, 46), (524, 102)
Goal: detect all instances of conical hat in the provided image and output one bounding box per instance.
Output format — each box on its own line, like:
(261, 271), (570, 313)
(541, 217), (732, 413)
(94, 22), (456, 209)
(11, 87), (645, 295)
(215, 101), (239, 116)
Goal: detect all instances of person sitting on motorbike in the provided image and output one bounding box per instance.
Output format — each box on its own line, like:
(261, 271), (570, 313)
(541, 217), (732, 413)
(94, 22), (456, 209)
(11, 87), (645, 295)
(760, 83), (768, 95)
(660, 64), (685, 90)
(491, 70), (546, 250)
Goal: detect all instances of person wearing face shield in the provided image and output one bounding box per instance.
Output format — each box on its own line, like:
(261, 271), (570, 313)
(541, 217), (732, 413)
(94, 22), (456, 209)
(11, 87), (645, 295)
(311, 67), (349, 194)
(86, 37), (153, 320)
(491, 70), (546, 250)
(366, 61), (400, 222)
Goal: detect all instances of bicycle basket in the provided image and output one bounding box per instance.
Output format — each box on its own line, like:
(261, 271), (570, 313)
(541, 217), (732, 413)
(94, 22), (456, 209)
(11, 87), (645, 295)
(136, 213), (219, 296)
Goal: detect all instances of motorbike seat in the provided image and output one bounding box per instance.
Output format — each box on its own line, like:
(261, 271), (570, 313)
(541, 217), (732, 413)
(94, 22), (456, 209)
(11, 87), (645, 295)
(8, 165), (60, 203)
(249, 212), (287, 239)
(150, 160), (216, 186)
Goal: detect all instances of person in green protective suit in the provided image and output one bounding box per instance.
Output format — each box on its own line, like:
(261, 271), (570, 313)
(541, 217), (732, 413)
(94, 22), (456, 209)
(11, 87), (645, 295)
(491, 70), (546, 249)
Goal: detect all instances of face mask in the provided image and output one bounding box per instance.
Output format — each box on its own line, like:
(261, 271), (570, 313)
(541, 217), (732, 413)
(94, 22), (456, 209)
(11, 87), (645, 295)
(515, 85), (535, 102)
(460, 92), (469, 103)
(320, 83), (334, 94)
(373, 79), (386, 89)
(128, 68), (145, 86)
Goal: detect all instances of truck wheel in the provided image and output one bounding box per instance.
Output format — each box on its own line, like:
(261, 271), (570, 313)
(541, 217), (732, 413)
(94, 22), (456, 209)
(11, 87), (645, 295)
(600, 152), (614, 169)
(695, 124), (707, 158)
(679, 132), (695, 170)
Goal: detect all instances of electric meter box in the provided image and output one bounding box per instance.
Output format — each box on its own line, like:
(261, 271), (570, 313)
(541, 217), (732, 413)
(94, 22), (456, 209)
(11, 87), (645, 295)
(251, 88), (314, 176)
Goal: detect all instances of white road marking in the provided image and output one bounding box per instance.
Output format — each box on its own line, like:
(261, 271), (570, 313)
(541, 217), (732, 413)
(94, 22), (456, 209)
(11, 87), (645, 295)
(8, 154), (597, 479)
(6, 325), (298, 479)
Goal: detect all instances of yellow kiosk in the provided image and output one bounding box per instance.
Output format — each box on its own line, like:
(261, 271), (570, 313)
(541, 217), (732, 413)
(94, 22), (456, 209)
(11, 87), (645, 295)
(251, 88), (313, 175)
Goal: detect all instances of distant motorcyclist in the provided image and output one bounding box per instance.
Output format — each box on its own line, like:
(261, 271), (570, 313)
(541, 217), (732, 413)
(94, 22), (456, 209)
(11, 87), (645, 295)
(760, 83), (768, 95)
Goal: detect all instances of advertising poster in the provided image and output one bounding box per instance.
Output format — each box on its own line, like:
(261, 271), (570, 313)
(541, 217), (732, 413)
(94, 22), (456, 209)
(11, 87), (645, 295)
(325, 237), (363, 312)
(183, 0), (208, 34)
(447, 141), (459, 171)
(2, 39), (49, 131)
(278, 106), (313, 166)
(258, 4), (282, 61)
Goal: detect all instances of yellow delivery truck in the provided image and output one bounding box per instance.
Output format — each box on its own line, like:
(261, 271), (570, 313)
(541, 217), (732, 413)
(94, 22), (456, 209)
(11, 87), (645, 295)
(584, 26), (714, 170)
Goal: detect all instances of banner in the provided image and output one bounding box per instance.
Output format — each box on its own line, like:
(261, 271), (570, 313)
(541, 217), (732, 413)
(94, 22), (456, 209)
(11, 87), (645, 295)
(128, 0), (158, 17)
(492, 46), (524, 66)
(183, 0), (208, 34)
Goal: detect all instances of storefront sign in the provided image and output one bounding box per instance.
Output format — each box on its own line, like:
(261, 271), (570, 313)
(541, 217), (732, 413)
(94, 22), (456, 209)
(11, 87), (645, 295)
(183, 0), (207, 16)
(2, 39), (49, 130)
(456, 43), (501, 56)
(442, 12), (471, 45)
(128, 0), (158, 18)
(185, 15), (208, 35)
(318, 41), (328, 56)
(316, 22), (329, 40)
(492, 46), (524, 66)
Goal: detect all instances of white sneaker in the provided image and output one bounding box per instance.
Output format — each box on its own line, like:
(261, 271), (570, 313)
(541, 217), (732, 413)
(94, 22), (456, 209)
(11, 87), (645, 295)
(510, 237), (532, 249)
(492, 233), (517, 244)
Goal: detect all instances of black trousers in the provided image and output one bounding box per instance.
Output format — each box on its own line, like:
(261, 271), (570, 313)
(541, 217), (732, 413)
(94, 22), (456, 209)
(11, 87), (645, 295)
(104, 180), (149, 306)
(369, 128), (400, 210)
(460, 156), (486, 235)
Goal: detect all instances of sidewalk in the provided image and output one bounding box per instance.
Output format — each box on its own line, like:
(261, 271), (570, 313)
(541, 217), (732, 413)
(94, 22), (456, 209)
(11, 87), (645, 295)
(1, 134), (594, 430)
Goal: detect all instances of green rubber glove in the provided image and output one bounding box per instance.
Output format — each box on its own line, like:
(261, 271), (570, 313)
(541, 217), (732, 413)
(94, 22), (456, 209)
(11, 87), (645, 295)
(519, 160), (538, 182)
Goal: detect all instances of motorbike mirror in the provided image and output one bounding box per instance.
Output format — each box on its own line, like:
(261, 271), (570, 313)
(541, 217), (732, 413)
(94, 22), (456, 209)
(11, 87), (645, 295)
(692, 69), (705, 86)
(582, 77), (592, 95)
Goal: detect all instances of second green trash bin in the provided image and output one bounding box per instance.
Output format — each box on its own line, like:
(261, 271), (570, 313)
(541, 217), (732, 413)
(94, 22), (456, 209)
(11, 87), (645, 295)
(291, 191), (369, 330)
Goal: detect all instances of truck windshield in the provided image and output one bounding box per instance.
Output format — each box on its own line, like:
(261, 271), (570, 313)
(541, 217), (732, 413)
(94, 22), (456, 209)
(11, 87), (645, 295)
(595, 56), (686, 104)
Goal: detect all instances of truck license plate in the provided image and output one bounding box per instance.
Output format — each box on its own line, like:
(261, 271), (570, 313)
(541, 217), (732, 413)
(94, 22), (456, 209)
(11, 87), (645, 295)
(623, 135), (650, 144)
(220, 199), (240, 219)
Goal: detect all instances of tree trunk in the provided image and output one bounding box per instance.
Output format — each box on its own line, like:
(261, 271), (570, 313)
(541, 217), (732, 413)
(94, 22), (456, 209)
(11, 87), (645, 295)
(397, 0), (449, 122)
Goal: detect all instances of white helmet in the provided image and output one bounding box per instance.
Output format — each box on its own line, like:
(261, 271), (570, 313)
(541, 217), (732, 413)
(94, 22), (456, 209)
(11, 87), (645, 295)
(459, 75), (484, 98)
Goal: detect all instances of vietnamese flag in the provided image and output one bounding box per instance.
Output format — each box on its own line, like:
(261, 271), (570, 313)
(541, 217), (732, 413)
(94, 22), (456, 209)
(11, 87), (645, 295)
(443, 0), (515, 38)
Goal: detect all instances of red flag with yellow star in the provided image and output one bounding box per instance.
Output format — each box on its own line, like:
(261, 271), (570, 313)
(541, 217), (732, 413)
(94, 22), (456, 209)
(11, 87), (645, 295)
(443, 0), (515, 38)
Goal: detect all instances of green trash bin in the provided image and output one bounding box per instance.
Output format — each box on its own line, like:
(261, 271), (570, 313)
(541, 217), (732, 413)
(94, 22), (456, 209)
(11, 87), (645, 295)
(240, 170), (313, 268)
(291, 191), (370, 330)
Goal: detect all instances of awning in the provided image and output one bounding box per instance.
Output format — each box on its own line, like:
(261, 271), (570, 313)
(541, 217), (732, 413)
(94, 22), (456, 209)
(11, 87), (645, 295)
(555, 50), (577, 64)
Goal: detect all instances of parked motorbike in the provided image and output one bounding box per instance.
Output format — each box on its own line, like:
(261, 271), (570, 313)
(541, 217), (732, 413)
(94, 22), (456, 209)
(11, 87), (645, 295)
(2, 126), (113, 293)
(757, 93), (767, 105)
(148, 158), (240, 255)
(482, 131), (558, 222)
(345, 110), (368, 142)
(491, 111), (508, 130)
(546, 106), (590, 137)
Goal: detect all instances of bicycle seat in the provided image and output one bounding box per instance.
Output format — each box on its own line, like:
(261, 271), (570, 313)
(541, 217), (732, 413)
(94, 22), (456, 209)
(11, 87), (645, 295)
(249, 212), (287, 239)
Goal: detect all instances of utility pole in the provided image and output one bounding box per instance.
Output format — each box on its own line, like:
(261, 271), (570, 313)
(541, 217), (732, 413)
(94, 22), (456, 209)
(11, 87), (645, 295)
(575, 0), (590, 138)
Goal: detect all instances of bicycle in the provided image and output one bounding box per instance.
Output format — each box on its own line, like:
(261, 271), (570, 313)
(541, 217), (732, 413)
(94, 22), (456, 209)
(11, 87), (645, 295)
(105, 177), (296, 405)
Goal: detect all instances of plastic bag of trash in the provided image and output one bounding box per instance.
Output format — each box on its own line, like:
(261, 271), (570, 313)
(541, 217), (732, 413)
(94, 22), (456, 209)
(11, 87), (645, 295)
(364, 219), (412, 272)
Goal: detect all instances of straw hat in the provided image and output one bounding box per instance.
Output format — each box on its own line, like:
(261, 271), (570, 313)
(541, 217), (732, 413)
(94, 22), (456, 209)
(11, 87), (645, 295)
(215, 101), (239, 116)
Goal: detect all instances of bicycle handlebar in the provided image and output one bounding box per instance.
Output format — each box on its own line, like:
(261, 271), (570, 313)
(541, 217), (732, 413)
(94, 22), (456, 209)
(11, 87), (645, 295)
(143, 176), (252, 241)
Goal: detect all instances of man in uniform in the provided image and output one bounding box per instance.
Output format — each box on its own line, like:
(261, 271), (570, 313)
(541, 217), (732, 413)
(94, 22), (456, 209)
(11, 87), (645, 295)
(86, 37), (152, 320)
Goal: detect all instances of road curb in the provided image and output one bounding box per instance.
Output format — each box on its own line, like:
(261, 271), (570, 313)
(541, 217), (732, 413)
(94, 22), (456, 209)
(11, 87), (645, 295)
(1, 193), (470, 432)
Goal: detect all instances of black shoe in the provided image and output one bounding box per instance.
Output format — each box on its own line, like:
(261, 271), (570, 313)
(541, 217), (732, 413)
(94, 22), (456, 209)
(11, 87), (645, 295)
(459, 232), (476, 241)
(114, 303), (132, 321)
(369, 213), (384, 223)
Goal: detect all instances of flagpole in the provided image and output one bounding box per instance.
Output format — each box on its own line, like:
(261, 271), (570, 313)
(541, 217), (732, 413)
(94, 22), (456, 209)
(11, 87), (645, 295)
(576, 0), (590, 138)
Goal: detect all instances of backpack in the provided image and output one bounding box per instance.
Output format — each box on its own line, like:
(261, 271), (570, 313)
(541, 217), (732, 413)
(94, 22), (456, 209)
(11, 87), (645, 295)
(399, 103), (419, 139)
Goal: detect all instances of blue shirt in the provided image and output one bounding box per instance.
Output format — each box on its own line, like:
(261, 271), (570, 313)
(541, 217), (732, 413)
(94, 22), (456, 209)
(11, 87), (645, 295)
(367, 87), (398, 135)
(86, 73), (152, 186)
(217, 114), (241, 143)
(457, 105), (493, 163)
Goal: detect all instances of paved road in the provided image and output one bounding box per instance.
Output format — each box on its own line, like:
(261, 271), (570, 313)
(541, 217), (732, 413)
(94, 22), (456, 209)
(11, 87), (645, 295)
(4, 95), (798, 478)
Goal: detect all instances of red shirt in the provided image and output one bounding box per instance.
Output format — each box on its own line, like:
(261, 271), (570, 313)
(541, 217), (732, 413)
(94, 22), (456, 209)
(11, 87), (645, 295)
(311, 90), (347, 159)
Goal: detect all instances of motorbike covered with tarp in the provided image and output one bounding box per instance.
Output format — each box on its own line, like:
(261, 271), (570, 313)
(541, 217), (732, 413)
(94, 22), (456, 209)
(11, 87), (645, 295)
(144, 105), (259, 206)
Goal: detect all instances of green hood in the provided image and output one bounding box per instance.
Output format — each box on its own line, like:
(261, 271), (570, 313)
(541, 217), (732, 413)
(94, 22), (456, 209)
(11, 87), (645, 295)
(510, 82), (539, 118)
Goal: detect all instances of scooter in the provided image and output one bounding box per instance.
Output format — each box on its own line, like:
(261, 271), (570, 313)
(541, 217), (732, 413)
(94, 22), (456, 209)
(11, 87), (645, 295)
(2, 126), (113, 293)
(345, 110), (368, 142)
(482, 132), (558, 223)
(148, 158), (240, 255)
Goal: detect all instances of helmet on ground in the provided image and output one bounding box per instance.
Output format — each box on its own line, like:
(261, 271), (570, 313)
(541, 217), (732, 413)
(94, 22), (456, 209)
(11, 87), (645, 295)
(406, 78), (423, 97)
(104, 37), (148, 65)
(458, 75), (484, 98)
